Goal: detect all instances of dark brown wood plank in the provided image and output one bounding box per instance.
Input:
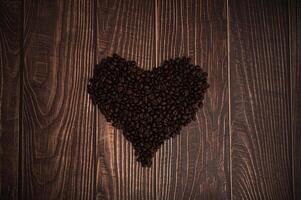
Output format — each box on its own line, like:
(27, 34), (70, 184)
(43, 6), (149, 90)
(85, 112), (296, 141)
(95, 0), (156, 199)
(0, 1), (22, 199)
(22, 0), (96, 199)
(291, 0), (301, 199)
(96, 0), (229, 199)
(229, 0), (293, 199)
(155, 0), (229, 199)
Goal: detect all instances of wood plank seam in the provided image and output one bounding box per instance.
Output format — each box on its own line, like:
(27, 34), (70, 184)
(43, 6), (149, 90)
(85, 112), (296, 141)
(227, 0), (233, 199)
(289, 0), (294, 199)
(93, 0), (98, 199)
(18, 0), (25, 198)
(289, 0), (300, 199)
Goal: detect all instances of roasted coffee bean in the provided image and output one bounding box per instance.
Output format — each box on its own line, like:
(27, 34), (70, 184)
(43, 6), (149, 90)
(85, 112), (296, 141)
(87, 54), (209, 167)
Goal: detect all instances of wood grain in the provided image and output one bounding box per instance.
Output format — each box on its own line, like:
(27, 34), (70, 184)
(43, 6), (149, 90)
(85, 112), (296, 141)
(0, 0), (298, 199)
(95, 0), (156, 199)
(0, 0), (22, 199)
(229, 0), (293, 199)
(22, 0), (96, 199)
(96, 0), (229, 199)
(155, 0), (229, 199)
(291, 0), (301, 199)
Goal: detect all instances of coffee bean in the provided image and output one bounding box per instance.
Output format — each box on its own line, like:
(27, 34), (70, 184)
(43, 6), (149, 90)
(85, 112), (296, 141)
(87, 54), (209, 167)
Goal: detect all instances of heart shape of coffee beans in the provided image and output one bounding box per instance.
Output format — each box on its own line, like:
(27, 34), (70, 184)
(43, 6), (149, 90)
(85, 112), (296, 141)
(88, 54), (209, 167)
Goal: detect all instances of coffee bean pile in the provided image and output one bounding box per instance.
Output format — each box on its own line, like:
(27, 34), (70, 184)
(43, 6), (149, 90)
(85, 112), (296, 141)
(87, 53), (209, 167)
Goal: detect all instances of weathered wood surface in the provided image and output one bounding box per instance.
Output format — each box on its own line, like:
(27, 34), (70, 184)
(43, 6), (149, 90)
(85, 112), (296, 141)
(0, 0), (299, 199)
(21, 0), (96, 199)
(0, 0), (22, 199)
(96, 0), (229, 199)
(155, 0), (229, 199)
(229, 0), (293, 199)
(95, 0), (156, 199)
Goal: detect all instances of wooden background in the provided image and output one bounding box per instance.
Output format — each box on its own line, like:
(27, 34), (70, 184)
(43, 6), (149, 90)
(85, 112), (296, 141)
(0, 0), (300, 199)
